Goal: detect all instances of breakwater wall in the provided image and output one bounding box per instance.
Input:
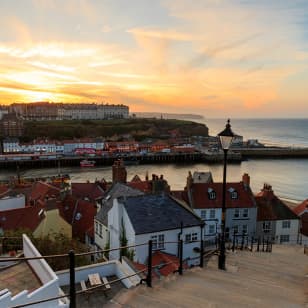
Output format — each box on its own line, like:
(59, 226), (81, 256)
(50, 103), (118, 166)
(238, 147), (308, 158)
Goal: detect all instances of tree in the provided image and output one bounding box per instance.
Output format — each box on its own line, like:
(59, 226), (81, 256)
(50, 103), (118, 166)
(119, 219), (135, 261)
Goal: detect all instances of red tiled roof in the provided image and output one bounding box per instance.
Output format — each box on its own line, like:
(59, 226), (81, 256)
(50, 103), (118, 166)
(131, 251), (187, 278)
(170, 190), (187, 203)
(255, 188), (299, 221)
(130, 175), (142, 182)
(58, 195), (96, 242)
(128, 181), (151, 193)
(189, 182), (255, 209)
(29, 181), (61, 202)
(71, 183), (105, 201)
(300, 213), (308, 236)
(0, 204), (45, 232)
(0, 185), (10, 197)
(293, 200), (308, 216)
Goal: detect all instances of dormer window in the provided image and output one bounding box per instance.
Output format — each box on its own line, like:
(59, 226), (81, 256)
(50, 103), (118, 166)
(228, 187), (238, 199)
(208, 188), (216, 200)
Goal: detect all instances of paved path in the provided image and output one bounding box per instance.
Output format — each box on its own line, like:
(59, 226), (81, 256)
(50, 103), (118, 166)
(107, 245), (308, 308)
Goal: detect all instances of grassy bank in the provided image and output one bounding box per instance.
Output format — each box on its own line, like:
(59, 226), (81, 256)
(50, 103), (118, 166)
(22, 118), (209, 141)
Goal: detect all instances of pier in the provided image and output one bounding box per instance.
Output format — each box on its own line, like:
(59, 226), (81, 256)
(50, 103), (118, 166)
(1, 147), (308, 169)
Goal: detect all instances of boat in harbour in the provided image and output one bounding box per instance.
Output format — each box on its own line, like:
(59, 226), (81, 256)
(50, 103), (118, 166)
(80, 159), (96, 167)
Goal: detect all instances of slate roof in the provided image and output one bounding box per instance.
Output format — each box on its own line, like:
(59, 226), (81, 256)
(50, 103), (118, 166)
(255, 188), (299, 221)
(121, 194), (202, 235)
(187, 182), (255, 209)
(95, 182), (144, 226)
(192, 171), (213, 183)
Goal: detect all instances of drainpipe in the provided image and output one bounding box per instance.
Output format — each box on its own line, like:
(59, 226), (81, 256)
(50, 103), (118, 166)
(177, 221), (183, 258)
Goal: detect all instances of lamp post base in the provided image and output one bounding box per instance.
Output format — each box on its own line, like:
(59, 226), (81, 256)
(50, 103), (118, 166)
(218, 254), (226, 270)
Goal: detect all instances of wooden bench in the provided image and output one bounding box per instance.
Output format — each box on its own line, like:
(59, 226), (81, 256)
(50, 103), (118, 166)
(102, 276), (111, 289)
(80, 280), (87, 291)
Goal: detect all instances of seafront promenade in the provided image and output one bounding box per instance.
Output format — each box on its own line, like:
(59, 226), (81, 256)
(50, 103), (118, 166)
(1, 146), (308, 168)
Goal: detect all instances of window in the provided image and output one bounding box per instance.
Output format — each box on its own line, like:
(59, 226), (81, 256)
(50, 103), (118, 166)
(234, 209), (240, 218)
(209, 225), (215, 234)
(99, 224), (102, 237)
(208, 191), (216, 199)
(282, 220), (291, 228)
(208, 188), (216, 200)
(95, 221), (98, 234)
(151, 234), (165, 250)
(201, 210), (206, 220)
(242, 225), (248, 234)
(243, 209), (249, 218)
(280, 235), (290, 243)
(192, 233), (198, 241)
(233, 225), (239, 234)
(231, 191), (238, 199)
(185, 234), (191, 243)
(263, 221), (271, 233)
(209, 209), (215, 219)
(185, 233), (198, 242)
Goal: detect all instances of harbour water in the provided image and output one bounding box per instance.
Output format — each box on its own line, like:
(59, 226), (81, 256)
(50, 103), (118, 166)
(0, 118), (307, 202)
(0, 158), (306, 202)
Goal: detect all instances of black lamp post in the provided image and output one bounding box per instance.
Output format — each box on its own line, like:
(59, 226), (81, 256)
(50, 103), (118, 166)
(218, 119), (234, 270)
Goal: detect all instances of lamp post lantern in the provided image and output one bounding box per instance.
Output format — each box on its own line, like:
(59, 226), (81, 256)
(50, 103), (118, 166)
(218, 119), (234, 270)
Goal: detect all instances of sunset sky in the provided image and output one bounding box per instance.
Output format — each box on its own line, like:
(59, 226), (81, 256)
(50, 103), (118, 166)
(0, 0), (308, 117)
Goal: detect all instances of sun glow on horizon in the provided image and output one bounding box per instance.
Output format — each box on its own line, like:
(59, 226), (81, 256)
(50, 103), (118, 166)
(0, 1), (308, 117)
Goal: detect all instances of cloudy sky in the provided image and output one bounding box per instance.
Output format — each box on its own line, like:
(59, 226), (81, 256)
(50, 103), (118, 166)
(0, 0), (308, 117)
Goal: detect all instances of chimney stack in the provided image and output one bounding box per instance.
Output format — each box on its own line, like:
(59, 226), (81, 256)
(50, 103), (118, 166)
(242, 173), (250, 187)
(262, 183), (274, 199)
(112, 159), (127, 183)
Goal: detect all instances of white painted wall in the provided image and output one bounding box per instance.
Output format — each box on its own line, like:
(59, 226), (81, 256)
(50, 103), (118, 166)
(0, 194), (25, 211)
(108, 199), (122, 260)
(0, 234), (68, 308)
(109, 199), (202, 266)
(94, 219), (109, 250)
(275, 219), (299, 244)
(56, 260), (137, 289)
(135, 226), (202, 266)
(194, 208), (221, 238)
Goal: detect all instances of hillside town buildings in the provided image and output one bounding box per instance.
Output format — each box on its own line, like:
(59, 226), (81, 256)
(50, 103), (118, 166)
(0, 162), (306, 307)
(7, 102), (129, 120)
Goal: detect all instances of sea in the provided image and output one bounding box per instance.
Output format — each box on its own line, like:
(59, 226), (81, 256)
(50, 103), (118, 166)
(0, 118), (307, 203)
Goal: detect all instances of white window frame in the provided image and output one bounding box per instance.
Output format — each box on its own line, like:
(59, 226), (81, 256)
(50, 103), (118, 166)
(280, 234), (290, 243)
(99, 224), (102, 238)
(231, 191), (238, 199)
(200, 210), (206, 220)
(234, 209), (240, 218)
(151, 234), (165, 250)
(209, 191), (216, 200)
(191, 232), (198, 242)
(282, 220), (291, 229)
(185, 234), (191, 243)
(242, 209), (249, 218)
(233, 225), (239, 234)
(242, 225), (248, 234)
(209, 225), (215, 234)
(209, 209), (215, 219)
(185, 233), (198, 243)
(263, 221), (272, 232)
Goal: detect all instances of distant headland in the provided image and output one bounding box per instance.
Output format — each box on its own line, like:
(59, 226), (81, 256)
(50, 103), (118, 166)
(133, 112), (205, 120)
